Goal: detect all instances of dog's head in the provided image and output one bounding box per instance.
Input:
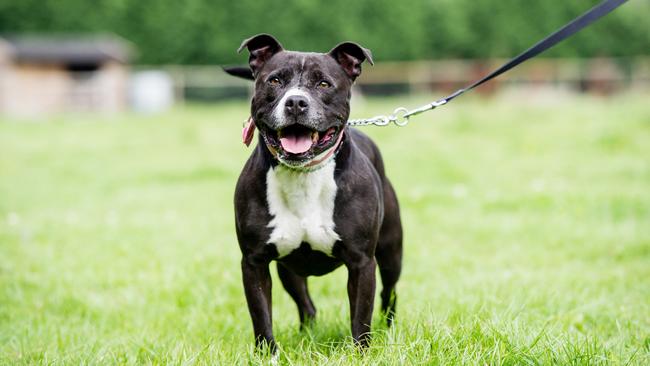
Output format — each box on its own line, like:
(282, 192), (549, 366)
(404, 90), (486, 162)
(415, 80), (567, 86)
(233, 34), (373, 168)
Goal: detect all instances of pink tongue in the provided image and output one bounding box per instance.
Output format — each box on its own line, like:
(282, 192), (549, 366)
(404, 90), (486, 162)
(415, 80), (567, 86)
(280, 134), (313, 154)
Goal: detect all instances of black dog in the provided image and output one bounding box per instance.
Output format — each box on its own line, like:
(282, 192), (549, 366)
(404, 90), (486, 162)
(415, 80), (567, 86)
(232, 34), (403, 350)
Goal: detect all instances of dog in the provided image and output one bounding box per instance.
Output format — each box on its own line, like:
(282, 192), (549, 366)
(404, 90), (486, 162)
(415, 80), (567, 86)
(231, 34), (403, 351)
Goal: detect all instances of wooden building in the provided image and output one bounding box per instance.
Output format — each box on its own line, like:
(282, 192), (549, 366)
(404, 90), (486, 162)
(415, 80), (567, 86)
(0, 35), (131, 116)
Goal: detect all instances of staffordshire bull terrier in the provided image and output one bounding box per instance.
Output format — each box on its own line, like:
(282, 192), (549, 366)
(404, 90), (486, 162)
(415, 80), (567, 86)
(232, 34), (403, 351)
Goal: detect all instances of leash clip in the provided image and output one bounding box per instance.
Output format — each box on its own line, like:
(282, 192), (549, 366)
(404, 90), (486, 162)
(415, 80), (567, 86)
(346, 99), (447, 127)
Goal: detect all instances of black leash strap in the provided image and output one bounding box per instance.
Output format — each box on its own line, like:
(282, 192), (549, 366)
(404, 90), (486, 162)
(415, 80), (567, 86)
(443, 0), (628, 104)
(348, 0), (629, 126)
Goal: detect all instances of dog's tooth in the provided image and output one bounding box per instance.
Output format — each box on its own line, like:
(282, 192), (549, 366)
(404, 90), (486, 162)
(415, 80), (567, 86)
(312, 131), (319, 143)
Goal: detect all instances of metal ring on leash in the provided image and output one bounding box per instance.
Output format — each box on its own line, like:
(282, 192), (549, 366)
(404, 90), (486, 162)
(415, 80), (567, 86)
(391, 107), (410, 127)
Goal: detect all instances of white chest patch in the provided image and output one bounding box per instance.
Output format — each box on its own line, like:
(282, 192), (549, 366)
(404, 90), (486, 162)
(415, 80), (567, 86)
(265, 160), (340, 257)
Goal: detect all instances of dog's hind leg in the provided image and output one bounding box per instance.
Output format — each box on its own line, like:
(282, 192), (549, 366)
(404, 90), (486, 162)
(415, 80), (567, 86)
(277, 262), (316, 329)
(375, 180), (403, 327)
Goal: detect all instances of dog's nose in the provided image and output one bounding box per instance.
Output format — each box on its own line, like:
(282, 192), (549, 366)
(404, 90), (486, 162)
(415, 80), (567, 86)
(285, 95), (309, 116)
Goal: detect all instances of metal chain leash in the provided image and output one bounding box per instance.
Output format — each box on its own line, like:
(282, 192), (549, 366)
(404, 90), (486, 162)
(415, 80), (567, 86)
(346, 98), (450, 127)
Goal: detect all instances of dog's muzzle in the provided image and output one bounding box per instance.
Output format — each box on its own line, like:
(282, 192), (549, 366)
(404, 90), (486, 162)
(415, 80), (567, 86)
(243, 117), (345, 171)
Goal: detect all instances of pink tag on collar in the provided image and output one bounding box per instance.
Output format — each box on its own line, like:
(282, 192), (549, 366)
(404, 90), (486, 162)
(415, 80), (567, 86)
(242, 117), (255, 147)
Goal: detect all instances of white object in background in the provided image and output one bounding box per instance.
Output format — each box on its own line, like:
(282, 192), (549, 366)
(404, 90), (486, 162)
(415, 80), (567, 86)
(129, 71), (174, 113)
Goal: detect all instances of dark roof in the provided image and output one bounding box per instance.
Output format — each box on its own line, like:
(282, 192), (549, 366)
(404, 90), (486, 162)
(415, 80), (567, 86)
(0, 34), (132, 64)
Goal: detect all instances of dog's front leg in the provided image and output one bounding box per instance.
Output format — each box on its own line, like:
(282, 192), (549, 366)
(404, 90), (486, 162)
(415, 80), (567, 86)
(346, 256), (377, 346)
(241, 258), (275, 351)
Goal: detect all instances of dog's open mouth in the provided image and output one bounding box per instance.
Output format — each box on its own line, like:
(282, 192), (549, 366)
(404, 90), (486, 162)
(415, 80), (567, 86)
(260, 124), (341, 165)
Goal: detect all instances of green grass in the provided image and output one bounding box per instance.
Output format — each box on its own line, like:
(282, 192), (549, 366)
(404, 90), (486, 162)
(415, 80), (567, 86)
(1, 93), (649, 365)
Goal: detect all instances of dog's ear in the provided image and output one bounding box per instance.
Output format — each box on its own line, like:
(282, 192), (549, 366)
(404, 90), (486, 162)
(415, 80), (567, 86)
(237, 34), (283, 78)
(328, 42), (373, 80)
(222, 66), (254, 81)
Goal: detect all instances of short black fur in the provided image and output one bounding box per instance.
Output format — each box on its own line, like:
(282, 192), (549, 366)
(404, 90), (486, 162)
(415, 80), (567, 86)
(233, 34), (403, 351)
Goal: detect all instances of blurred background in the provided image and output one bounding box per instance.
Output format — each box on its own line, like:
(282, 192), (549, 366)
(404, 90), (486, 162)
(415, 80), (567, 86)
(0, 0), (648, 116)
(2, 1), (650, 363)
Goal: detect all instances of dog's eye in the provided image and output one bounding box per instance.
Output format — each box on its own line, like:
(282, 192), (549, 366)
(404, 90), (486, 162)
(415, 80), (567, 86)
(268, 77), (281, 86)
(317, 80), (331, 89)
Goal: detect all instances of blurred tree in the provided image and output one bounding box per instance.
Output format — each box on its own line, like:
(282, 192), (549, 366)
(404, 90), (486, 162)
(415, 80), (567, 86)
(0, 0), (647, 64)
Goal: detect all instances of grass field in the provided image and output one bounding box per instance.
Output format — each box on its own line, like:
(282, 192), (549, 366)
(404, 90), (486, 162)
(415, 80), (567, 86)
(1, 93), (649, 365)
